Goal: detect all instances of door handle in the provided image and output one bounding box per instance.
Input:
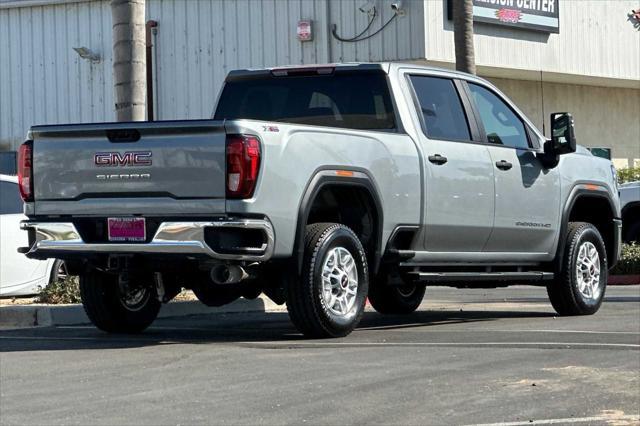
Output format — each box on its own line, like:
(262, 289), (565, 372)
(495, 160), (513, 170)
(428, 154), (448, 165)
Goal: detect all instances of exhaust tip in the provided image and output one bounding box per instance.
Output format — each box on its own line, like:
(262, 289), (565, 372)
(210, 264), (246, 285)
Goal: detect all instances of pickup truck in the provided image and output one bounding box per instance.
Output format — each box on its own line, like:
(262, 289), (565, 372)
(18, 63), (622, 338)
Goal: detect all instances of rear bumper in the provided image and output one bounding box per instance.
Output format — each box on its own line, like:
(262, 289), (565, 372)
(20, 218), (274, 262)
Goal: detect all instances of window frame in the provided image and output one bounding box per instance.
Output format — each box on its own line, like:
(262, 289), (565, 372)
(406, 73), (482, 144)
(462, 81), (537, 151)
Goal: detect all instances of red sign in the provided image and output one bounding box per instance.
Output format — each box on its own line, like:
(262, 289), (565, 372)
(495, 8), (522, 24)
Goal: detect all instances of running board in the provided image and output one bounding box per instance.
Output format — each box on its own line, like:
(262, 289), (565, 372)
(406, 271), (554, 283)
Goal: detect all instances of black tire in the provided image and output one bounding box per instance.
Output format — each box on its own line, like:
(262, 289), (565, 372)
(547, 222), (608, 316)
(287, 223), (369, 338)
(79, 271), (160, 333)
(624, 220), (640, 244)
(369, 266), (426, 314)
(49, 259), (68, 284)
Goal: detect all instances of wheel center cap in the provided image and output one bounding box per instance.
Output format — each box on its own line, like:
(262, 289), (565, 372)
(341, 275), (348, 288)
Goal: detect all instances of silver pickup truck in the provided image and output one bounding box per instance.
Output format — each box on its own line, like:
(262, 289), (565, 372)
(18, 63), (621, 338)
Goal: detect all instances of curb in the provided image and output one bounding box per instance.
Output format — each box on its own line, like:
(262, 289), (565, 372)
(0, 296), (286, 329)
(609, 275), (640, 286)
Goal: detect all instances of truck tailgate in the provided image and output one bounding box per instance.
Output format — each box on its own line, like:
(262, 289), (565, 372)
(30, 120), (226, 216)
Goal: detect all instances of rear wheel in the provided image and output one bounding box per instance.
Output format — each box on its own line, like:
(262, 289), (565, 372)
(547, 222), (608, 316)
(287, 223), (369, 338)
(369, 266), (425, 314)
(80, 271), (160, 333)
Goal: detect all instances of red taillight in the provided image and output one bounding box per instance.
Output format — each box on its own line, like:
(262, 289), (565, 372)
(226, 134), (261, 199)
(18, 141), (33, 202)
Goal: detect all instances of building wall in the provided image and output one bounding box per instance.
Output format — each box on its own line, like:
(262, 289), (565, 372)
(0, 0), (425, 149)
(424, 0), (640, 85)
(0, 0), (114, 151)
(0, 0), (637, 165)
(147, 0), (425, 120)
(487, 77), (640, 168)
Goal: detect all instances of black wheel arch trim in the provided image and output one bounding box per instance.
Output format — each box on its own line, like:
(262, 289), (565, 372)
(294, 167), (384, 275)
(556, 184), (620, 268)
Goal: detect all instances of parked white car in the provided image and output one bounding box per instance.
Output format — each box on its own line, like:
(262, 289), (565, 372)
(1, 174), (64, 296)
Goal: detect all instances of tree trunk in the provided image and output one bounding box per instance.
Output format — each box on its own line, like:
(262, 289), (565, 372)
(453, 0), (476, 75)
(111, 0), (146, 121)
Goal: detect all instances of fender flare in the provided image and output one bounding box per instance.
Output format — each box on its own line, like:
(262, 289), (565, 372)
(294, 168), (384, 275)
(555, 184), (618, 267)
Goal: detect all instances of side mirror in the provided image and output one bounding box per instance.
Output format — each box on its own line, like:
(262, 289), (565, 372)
(547, 112), (577, 155)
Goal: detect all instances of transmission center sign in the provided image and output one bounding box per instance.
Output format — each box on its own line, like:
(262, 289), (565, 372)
(449, 0), (560, 33)
(474, 0), (559, 32)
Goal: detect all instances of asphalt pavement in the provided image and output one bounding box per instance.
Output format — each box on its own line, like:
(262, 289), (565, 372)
(1, 286), (639, 425)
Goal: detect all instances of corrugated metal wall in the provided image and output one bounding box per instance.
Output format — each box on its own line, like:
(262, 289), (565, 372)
(0, 0), (425, 149)
(0, 0), (114, 150)
(147, 0), (425, 120)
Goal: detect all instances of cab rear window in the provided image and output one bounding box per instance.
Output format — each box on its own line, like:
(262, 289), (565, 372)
(214, 72), (396, 131)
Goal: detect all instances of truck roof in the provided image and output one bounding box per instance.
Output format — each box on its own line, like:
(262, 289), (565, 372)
(226, 62), (490, 85)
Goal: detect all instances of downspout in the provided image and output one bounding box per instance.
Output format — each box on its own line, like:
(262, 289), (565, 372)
(145, 20), (158, 121)
(325, 0), (332, 63)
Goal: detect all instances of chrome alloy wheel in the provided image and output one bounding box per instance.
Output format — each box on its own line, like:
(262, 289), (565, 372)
(576, 241), (602, 300)
(321, 247), (359, 317)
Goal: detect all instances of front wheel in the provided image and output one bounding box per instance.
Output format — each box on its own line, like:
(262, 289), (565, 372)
(80, 271), (160, 333)
(547, 222), (608, 316)
(287, 223), (369, 338)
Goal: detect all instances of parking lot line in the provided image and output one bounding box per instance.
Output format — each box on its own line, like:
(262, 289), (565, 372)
(1, 335), (638, 349)
(55, 324), (640, 336)
(472, 414), (640, 425)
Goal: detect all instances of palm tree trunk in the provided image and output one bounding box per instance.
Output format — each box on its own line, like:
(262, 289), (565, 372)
(453, 0), (476, 75)
(111, 0), (146, 121)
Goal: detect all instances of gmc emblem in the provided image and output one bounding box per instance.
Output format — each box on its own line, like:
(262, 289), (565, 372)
(94, 151), (152, 167)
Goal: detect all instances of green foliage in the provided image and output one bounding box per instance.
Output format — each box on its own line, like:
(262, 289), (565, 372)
(36, 276), (81, 305)
(610, 243), (640, 275)
(617, 167), (640, 185)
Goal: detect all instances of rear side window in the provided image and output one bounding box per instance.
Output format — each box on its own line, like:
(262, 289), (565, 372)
(0, 181), (23, 214)
(214, 72), (396, 131)
(410, 76), (470, 141)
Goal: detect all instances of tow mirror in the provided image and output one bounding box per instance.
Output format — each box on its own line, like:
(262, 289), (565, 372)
(547, 112), (577, 155)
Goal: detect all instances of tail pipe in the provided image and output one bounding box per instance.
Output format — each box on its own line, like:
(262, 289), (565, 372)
(210, 264), (248, 285)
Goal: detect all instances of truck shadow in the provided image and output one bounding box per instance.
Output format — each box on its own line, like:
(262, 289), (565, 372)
(0, 309), (555, 353)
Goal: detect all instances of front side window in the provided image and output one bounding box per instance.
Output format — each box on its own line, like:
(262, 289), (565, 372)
(409, 75), (471, 141)
(468, 83), (530, 149)
(0, 181), (23, 215)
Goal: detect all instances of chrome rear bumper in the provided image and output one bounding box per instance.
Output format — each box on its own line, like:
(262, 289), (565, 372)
(20, 219), (274, 262)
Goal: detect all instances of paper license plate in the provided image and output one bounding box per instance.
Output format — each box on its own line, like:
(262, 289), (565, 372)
(107, 217), (146, 242)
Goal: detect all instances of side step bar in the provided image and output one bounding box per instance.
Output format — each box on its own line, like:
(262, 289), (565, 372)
(406, 271), (554, 283)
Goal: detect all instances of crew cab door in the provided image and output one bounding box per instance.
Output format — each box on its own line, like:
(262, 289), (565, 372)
(464, 82), (560, 255)
(406, 74), (495, 253)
